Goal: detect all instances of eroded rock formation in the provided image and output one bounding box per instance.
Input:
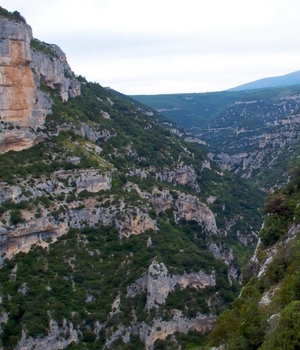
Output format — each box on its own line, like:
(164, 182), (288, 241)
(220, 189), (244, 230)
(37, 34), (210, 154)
(149, 188), (218, 234)
(127, 260), (216, 310)
(15, 319), (78, 350)
(0, 18), (80, 153)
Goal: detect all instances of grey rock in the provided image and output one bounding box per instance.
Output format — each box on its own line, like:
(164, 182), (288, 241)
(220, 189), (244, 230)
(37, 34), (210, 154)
(15, 319), (78, 350)
(127, 260), (216, 310)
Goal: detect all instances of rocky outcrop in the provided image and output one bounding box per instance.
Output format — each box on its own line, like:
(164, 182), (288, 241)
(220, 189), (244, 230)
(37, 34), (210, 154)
(127, 260), (216, 310)
(118, 209), (157, 237)
(53, 169), (112, 193)
(126, 184), (218, 234)
(0, 217), (68, 259)
(0, 184), (22, 203)
(0, 169), (219, 259)
(77, 122), (115, 143)
(0, 18), (80, 153)
(184, 136), (206, 145)
(251, 223), (300, 278)
(15, 319), (78, 350)
(104, 312), (216, 350)
(140, 312), (216, 350)
(30, 42), (80, 101)
(0, 169), (112, 257)
(155, 164), (200, 192)
(208, 242), (234, 262)
(150, 188), (218, 234)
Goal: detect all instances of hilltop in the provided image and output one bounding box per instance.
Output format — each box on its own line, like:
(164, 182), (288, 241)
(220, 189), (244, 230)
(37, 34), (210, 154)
(228, 70), (300, 91)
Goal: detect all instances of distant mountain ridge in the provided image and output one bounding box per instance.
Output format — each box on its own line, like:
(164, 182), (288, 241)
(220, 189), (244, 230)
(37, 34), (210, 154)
(132, 85), (300, 190)
(228, 70), (300, 91)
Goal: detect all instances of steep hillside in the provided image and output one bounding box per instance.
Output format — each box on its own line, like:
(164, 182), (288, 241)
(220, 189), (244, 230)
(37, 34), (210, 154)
(0, 8), (264, 350)
(208, 163), (300, 349)
(133, 86), (300, 190)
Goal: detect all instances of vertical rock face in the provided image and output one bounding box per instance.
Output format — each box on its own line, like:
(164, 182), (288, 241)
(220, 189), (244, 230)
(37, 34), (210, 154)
(126, 260), (216, 310)
(0, 18), (80, 153)
(30, 43), (81, 101)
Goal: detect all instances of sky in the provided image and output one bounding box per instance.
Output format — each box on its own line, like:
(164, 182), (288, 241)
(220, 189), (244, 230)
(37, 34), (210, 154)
(2, 0), (300, 95)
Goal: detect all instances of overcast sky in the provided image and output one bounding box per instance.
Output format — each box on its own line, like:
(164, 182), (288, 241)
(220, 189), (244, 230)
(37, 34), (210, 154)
(2, 0), (300, 95)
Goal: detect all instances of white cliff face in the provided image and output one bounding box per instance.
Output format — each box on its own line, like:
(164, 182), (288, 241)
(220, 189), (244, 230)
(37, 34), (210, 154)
(140, 312), (216, 350)
(0, 169), (112, 257)
(127, 260), (216, 310)
(155, 164), (200, 192)
(123, 260), (217, 349)
(0, 171), (220, 259)
(0, 18), (80, 153)
(150, 188), (218, 234)
(30, 42), (80, 101)
(0, 216), (68, 259)
(105, 312), (216, 350)
(15, 319), (78, 350)
(53, 169), (111, 194)
(118, 209), (158, 237)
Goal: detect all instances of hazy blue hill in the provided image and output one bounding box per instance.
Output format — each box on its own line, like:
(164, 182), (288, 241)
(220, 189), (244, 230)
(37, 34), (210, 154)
(228, 70), (300, 91)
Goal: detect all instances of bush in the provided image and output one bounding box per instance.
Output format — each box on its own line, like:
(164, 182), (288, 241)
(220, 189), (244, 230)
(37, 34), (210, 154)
(10, 210), (24, 225)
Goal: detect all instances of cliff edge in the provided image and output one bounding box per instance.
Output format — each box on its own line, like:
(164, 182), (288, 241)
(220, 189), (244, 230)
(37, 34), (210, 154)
(0, 17), (80, 153)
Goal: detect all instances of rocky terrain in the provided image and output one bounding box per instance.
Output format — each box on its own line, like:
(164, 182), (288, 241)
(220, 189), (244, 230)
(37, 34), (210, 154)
(0, 8), (266, 349)
(0, 15), (80, 153)
(208, 169), (300, 349)
(133, 86), (300, 190)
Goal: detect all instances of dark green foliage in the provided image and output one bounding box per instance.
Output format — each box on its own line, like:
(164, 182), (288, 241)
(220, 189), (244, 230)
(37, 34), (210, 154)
(0, 221), (242, 348)
(9, 210), (24, 225)
(0, 199), (32, 215)
(0, 69), (267, 349)
(207, 164), (300, 349)
(259, 164), (300, 247)
(30, 38), (59, 58)
(133, 86), (300, 190)
(0, 6), (26, 22)
(174, 330), (207, 349)
(262, 301), (300, 349)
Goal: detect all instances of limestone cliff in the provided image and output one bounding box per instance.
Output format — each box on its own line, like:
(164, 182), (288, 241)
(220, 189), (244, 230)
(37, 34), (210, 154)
(0, 17), (80, 153)
(149, 187), (218, 234)
(15, 319), (78, 350)
(127, 260), (216, 310)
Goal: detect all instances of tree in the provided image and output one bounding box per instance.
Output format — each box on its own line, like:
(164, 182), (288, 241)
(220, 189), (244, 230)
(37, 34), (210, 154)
(262, 301), (300, 349)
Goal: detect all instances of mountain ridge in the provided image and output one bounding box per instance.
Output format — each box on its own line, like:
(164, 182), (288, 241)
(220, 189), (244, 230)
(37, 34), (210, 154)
(132, 85), (300, 191)
(228, 70), (300, 91)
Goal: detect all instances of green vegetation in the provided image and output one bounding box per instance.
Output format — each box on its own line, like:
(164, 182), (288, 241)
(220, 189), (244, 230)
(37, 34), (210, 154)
(0, 6), (25, 22)
(30, 38), (58, 58)
(133, 85), (300, 191)
(132, 91), (249, 129)
(0, 223), (238, 348)
(0, 57), (266, 348)
(207, 162), (300, 349)
(259, 163), (300, 247)
(133, 85), (300, 132)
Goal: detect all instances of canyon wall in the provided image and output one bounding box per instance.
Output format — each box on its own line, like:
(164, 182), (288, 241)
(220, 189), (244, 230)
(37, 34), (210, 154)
(0, 18), (80, 153)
